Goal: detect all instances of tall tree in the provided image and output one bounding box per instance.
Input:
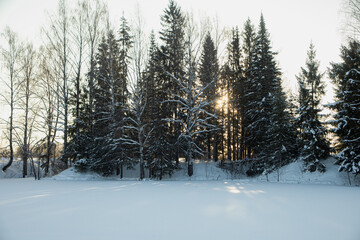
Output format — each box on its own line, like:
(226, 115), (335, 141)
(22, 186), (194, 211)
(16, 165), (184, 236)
(86, 17), (131, 176)
(37, 45), (60, 176)
(329, 40), (360, 175)
(198, 32), (219, 161)
(159, 0), (186, 163)
(69, 0), (106, 165)
(43, 0), (72, 167)
(67, 0), (87, 163)
(0, 27), (23, 172)
(85, 0), (106, 133)
(143, 32), (176, 179)
(17, 43), (38, 177)
(296, 43), (330, 172)
(245, 14), (295, 175)
(222, 27), (243, 161)
(241, 18), (256, 159)
(122, 9), (152, 180)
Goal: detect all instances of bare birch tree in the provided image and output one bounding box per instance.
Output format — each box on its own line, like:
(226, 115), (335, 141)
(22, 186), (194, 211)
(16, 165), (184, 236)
(36, 45), (60, 176)
(16, 42), (38, 177)
(343, 0), (360, 39)
(122, 7), (151, 179)
(43, 0), (72, 167)
(165, 15), (217, 176)
(83, 0), (106, 133)
(0, 27), (23, 172)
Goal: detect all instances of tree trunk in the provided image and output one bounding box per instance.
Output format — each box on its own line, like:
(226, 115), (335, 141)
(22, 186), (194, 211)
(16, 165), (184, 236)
(2, 90), (14, 173)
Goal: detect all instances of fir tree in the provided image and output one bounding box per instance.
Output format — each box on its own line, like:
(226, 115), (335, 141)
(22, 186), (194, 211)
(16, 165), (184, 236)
(296, 43), (330, 172)
(329, 40), (360, 175)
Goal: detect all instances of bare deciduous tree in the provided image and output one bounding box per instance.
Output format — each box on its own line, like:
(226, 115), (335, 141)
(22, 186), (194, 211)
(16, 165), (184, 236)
(16, 42), (38, 178)
(0, 27), (23, 172)
(343, 0), (360, 39)
(43, 0), (72, 167)
(84, 0), (106, 132)
(36, 45), (60, 176)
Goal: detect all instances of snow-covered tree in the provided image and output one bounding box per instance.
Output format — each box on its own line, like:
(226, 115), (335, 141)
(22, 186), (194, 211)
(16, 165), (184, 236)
(84, 19), (131, 176)
(245, 14), (295, 176)
(296, 43), (330, 172)
(158, 0), (186, 164)
(122, 83), (153, 180)
(241, 18), (256, 160)
(198, 32), (219, 161)
(165, 18), (217, 176)
(165, 71), (217, 176)
(329, 40), (360, 175)
(120, 10), (153, 180)
(142, 32), (177, 179)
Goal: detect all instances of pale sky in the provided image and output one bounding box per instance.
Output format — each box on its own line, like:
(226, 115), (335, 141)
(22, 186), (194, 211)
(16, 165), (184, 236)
(0, 0), (344, 99)
(0, 0), (345, 94)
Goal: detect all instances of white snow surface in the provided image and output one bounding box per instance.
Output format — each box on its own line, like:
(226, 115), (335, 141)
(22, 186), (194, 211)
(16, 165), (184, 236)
(52, 158), (360, 186)
(2, 158), (360, 239)
(1, 178), (360, 240)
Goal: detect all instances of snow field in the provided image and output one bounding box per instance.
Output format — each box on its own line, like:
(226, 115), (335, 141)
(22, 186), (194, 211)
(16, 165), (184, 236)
(0, 179), (360, 240)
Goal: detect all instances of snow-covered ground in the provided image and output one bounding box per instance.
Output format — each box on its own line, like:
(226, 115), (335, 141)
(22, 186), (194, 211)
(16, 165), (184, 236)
(1, 157), (360, 240)
(51, 157), (360, 186)
(0, 178), (360, 240)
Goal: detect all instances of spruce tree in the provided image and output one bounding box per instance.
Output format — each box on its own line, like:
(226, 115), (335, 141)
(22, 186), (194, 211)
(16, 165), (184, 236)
(158, 0), (186, 164)
(245, 14), (295, 175)
(296, 43), (330, 172)
(241, 18), (256, 160)
(85, 28), (131, 176)
(143, 31), (177, 179)
(329, 40), (360, 175)
(220, 27), (242, 161)
(198, 32), (219, 161)
(245, 14), (276, 161)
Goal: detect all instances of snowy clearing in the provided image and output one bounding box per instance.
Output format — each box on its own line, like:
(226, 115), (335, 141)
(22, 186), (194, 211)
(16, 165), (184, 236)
(1, 179), (360, 240)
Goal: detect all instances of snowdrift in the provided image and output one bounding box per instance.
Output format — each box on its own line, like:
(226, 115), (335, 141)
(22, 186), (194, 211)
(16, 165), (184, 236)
(51, 158), (360, 186)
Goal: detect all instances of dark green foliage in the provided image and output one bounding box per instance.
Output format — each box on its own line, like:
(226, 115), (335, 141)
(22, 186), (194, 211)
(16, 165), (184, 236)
(241, 19), (256, 160)
(245, 14), (296, 175)
(296, 44), (330, 172)
(329, 40), (360, 174)
(198, 32), (219, 161)
(75, 25), (132, 176)
(158, 0), (186, 163)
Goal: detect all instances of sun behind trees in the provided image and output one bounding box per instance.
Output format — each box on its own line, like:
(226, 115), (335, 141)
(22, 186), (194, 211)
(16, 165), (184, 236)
(0, 0), (358, 180)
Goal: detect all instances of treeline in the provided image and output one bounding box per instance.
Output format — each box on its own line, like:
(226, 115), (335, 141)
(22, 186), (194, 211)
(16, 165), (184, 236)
(0, 0), (359, 180)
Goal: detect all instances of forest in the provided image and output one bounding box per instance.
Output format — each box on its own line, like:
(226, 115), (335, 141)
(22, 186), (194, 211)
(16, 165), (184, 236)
(0, 0), (359, 180)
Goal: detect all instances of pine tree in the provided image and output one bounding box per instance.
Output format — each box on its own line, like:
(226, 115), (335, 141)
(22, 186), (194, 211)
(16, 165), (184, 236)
(329, 40), (360, 175)
(296, 43), (330, 172)
(198, 32), (219, 161)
